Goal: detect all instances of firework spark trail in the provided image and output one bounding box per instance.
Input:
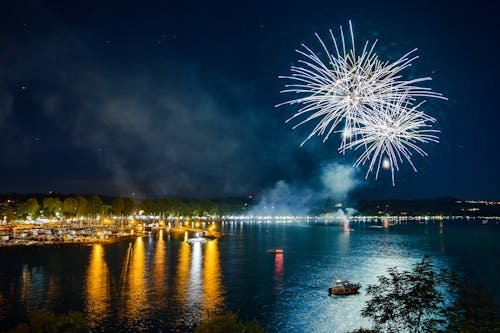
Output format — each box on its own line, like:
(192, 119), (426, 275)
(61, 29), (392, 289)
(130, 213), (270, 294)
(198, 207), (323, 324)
(341, 96), (440, 185)
(277, 21), (446, 184)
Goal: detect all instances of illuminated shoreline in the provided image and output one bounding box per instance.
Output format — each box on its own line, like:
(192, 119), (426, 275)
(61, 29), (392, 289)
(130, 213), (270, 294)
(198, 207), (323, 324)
(0, 219), (223, 248)
(0, 213), (496, 248)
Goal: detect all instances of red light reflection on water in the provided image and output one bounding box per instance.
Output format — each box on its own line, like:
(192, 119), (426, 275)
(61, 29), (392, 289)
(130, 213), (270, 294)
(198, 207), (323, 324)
(274, 253), (284, 290)
(274, 253), (283, 275)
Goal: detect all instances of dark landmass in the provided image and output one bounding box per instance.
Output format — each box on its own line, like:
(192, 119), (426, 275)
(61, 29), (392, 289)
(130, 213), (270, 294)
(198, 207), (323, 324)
(0, 193), (498, 219)
(356, 197), (500, 217)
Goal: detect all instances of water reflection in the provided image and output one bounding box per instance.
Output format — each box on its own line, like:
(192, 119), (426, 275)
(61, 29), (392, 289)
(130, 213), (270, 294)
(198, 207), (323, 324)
(203, 240), (223, 318)
(120, 237), (146, 324)
(85, 244), (110, 329)
(273, 252), (284, 291)
(176, 240), (190, 299)
(0, 223), (496, 333)
(19, 265), (45, 311)
(153, 230), (167, 306)
(19, 265), (32, 308)
(45, 276), (60, 308)
(174, 237), (225, 327)
(188, 241), (203, 320)
(338, 229), (351, 254)
(175, 239), (191, 327)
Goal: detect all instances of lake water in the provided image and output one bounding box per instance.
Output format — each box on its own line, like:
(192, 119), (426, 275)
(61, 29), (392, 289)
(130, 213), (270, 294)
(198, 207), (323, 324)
(0, 221), (498, 332)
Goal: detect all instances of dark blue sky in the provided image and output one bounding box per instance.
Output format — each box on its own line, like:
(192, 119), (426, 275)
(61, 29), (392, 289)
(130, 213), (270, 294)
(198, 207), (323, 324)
(0, 0), (498, 200)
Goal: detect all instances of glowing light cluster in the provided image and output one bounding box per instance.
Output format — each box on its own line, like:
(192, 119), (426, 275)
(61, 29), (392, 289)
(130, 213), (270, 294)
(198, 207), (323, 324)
(277, 21), (446, 184)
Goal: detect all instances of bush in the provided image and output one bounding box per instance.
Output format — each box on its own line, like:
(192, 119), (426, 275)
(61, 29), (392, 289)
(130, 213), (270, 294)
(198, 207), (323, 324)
(195, 312), (266, 333)
(8, 310), (88, 333)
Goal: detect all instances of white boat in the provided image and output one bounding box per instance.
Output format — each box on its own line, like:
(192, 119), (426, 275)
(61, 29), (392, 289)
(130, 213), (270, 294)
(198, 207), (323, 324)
(187, 237), (207, 244)
(187, 232), (208, 244)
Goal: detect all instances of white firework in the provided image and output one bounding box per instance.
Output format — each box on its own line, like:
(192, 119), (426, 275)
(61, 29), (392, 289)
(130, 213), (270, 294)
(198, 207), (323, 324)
(277, 21), (446, 184)
(341, 96), (440, 185)
(277, 20), (445, 151)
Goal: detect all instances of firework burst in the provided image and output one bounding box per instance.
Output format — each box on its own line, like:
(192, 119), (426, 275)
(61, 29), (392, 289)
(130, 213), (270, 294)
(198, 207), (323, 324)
(278, 21), (446, 183)
(341, 96), (439, 185)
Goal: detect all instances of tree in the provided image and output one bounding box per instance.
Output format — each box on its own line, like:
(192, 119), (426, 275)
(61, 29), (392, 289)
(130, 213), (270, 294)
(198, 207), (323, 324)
(23, 198), (40, 219)
(42, 198), (62, 218)
(86, 195), (103, 218)
(75, 196), (88, 217)
(122, 198), (134, 216)
(111, 198), (125, 216)
(140, 199), (154, 215)
(361, 256), (461, 333)
(5, 208), (16, 223)
(62, 197), (77, 218)
(111, 197), (134, 216)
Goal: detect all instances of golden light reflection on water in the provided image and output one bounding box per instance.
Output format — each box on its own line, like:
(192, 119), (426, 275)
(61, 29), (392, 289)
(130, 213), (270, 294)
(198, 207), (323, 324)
(203, 239), (223, 318)
(175, 239), (191, 308)
(174, 236), (225, 325)
(84, 232), (225, 329)
(153, 230), (167, 307)
(120, 237), (146, 323)
(19, 265), (32, 307)
(45, 275), (60, 308)
(85, 244), (110, 328)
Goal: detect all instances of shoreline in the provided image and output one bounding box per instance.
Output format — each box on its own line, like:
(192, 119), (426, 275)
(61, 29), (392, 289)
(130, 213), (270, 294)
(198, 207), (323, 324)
(0, 224), (223, 249)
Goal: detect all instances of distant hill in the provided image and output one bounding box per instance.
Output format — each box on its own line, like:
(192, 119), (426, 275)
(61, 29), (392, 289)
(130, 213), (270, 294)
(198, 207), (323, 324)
(0, 193), (117, 205)
(357, 197), (500, 217)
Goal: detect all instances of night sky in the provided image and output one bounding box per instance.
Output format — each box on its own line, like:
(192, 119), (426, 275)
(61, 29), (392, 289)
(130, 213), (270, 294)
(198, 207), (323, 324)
(0, 0), (498, 200)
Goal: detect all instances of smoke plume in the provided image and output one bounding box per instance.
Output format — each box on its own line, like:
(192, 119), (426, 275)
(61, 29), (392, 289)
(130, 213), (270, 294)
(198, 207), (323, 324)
(249, 161), (362, 216)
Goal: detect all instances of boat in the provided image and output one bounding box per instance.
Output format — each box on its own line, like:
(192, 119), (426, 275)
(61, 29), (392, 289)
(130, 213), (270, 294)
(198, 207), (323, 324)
(186, 232), (208, 244)
(328, 280), (361, 296)
(267, 249), (284, 254)
(187, 236), (207, 244)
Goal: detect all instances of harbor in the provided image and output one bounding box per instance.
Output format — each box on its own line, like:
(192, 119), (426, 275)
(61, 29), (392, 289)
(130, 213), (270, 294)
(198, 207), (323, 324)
(0, 218), (223, 247)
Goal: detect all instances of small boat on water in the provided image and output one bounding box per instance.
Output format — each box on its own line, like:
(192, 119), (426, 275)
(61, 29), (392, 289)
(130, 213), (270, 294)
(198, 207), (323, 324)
(329, 280), (361, 296)
(267, 249), (284, 254)
(187, 236), (207, 244)
(187, 232), (208, 244)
